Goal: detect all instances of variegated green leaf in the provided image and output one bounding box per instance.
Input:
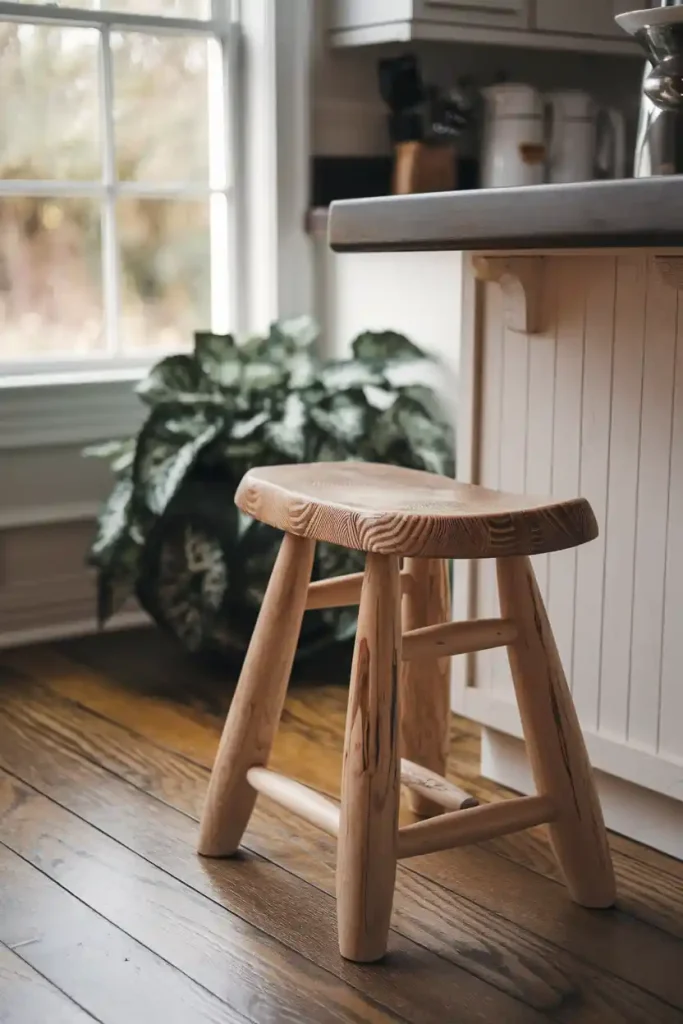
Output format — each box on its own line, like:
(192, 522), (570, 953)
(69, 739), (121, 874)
(352, 330), (425, 365)
(242, 360), (286, 391)
(277, 315), (319, 350)
(134, 409), (223, 516)
(310, 394), (367, 446)
(194, 332), (242, 388)
(319, 360), (384, 391)
(136, 354), (205, 405)
(265, 392), (307, 461)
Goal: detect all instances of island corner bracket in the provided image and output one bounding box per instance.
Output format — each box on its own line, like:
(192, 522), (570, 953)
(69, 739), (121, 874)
(654, 256), (683, 291)
(472, 255), (545, 335)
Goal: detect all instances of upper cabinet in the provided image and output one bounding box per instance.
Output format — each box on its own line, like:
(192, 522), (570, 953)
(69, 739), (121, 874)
(413, 0), (530, 30)
(535, 0), (636, 39)
(329, 0), (639, 53)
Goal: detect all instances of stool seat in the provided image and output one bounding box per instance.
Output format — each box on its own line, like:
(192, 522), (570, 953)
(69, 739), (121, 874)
(235, 461), (598, 559)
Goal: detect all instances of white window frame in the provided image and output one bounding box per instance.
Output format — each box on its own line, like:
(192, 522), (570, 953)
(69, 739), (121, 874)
(0, 0), (238, 381)
(0, 0), (313, 450)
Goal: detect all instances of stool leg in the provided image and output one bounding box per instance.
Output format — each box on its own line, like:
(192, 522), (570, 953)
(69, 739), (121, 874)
(337, 553), (401, 962)
(496, 555), (616, 907)
(400, 558), (451, 816)
(198, 533), (315, 857)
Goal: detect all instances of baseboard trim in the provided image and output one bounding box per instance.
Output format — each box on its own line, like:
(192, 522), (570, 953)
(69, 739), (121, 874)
(481, 728), (683, 861)
(0, 608), (150, 651)
(454, 687), (683, 802)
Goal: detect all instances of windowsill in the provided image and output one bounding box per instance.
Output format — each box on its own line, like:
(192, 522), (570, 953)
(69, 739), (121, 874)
(0, 368), (147, 450)
(0, 365), (147, 391)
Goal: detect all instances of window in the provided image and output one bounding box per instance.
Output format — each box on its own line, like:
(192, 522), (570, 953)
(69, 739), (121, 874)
(0, 0), (234, 375)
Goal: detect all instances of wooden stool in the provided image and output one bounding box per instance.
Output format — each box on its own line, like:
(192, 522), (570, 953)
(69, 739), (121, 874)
(198, 462), (616, 963)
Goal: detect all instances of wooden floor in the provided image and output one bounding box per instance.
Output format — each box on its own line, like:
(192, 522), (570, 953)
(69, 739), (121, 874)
(1, 629), (683, 1023)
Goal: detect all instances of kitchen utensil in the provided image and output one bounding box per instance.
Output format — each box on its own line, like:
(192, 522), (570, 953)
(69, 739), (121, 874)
(480, 83), (545, 189)
(616, 2), (683, 177)
(546, 90), (626, 183)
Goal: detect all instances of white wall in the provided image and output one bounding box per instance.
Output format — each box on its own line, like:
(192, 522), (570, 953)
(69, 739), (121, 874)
(315, 235), (462, 392)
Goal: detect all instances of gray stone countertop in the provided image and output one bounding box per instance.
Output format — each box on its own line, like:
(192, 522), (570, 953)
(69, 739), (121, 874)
(328, 177), (683, 253)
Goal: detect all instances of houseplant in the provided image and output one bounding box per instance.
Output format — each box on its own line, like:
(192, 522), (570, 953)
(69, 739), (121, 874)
(86, 318), (454, 662)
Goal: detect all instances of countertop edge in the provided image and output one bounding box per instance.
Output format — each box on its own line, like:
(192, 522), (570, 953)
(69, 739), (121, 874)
(328, 178), (683, 253)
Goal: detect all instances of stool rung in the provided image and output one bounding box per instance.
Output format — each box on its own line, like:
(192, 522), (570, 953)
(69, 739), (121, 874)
(400, 759), (478, 811)
(305, 570), (413, 610)
(397, 795), (556, 860)
(246, 767), (340, 837)
(402, 617), (517, 661)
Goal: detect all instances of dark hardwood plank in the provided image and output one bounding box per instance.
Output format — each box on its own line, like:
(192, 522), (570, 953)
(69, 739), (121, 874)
(0, 942), (99, 1024)
(0, 845), (248, 1024)
(0, 690), (541, 1024)
(0, 769), (405, 1024)
(2, 684), (683, 1022)
(7, 655), (683, 996)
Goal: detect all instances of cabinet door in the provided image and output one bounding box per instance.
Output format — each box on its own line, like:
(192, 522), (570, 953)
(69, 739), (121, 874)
(536, 0), (633, 38)
(414, 0), (530, 30)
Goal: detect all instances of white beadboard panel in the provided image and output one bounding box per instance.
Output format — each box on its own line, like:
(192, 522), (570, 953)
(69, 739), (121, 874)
(572, 256), (616, 731)
(461, 250), (683, 811)
(524, 257), (558, 598)
(628, 260), (678, 751)
(658, 296), (683, 760)
(462, 691), (683, 803)
(598, 255), (647, 743)
(473, 277), (505, 696)
(547, 258), (586, 682)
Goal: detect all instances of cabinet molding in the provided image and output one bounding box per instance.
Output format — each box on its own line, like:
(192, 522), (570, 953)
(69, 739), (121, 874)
(473, 255), (545, 334)
(655, 256), (683, 291)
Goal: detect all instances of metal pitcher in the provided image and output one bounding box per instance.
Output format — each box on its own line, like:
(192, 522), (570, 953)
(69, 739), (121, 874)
(616, 1), (683, 176)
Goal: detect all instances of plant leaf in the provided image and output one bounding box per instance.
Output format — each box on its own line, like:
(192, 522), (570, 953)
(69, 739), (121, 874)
(352, 330), (426, 365)
(277, 315), (319, 350)
(133, 407), (223, 516)
(319, 360), (384, 391)
(265, 392), (307, 461)
(136, 354), (205, 405)
(310, 393), (368, 446)
(194, 332), (242, 388)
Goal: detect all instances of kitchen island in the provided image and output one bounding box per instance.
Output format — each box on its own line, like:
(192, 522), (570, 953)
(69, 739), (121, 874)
(329, 177), (683, 857)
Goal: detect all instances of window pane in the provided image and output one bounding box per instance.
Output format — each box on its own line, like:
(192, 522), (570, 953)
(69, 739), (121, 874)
(0, 24), (100, 180)
(101, 1), (210, 15)
(118, 198), (209, 353)
(0, 198), (103, 360)
(113, 32), (210, 182)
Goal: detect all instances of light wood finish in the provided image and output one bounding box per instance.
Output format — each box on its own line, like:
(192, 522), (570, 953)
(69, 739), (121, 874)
(306, 569), (412, 609)
(393, 140), (457, 196)
(337, 553), (401, 963)
(400, 758), (478, 812)
(198, 532), (315, 857)
(4, 634), (683, 1021)
(236, 462), (598, 559)
(398, 796), (557, 860)
(399, 557), (452, 816)
(472, 255), (545, 335)
(496, 555), (616, 907)
(247, 767), (340, 837)
(402, 616), (517, 662)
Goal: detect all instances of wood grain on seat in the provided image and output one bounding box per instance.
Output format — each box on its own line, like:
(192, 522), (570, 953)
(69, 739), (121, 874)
(235, 462), (598, 559)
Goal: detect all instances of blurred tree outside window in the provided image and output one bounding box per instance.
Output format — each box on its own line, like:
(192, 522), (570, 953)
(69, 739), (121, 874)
(0, 0), (230, 369)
